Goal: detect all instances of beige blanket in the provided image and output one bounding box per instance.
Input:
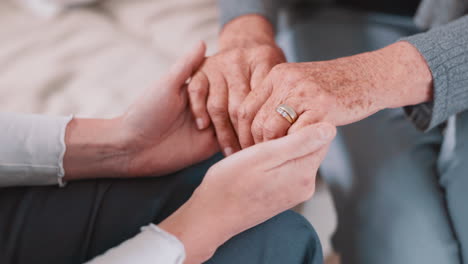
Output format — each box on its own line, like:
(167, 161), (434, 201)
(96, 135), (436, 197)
(0, 0), (219, 118)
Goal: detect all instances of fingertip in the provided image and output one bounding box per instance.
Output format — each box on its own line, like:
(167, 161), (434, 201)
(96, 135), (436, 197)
(187, 39), (205, 54)
(224, 147), (234, 156)
(198, 40), (206, 52)
(168, 41), (207, 88)
(196, 118), (205, 130)
(181, 40), (206, 69)
(196, 117), (210, 130)
(193, 40), (206, 58)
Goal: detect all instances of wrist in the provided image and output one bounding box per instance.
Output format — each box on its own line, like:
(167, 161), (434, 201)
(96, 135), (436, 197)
(371, 41), (433, 109)
(63, 117), (130, 181)
(159, 194), (232, 264)
(219, 15), (276, 50)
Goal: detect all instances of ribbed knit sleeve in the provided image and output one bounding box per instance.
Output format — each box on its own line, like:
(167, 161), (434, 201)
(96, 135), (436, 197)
(217, 0), (279, 28)
(401, 15), (468, 131)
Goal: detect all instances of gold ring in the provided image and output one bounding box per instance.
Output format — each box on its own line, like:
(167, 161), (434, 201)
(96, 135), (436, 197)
(276, 104), (298, 124)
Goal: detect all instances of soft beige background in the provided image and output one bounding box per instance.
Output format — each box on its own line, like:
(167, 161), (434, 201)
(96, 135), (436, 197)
(0, 0), (219, 117)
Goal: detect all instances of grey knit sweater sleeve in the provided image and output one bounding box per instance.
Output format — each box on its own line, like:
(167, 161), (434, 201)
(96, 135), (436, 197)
(402, 15), (468, 131)
(217, 0), (279, 28)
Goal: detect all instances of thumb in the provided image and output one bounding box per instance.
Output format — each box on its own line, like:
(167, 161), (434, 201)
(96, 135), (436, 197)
(261, 122), (336, 167)
(164, 40), (206, 90)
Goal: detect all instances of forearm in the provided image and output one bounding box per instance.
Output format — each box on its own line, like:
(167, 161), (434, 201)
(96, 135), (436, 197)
(369, 41), (433, 110)
(368, 14), (468, 131)
(63, 117), (130, 181)
(159, 190), (233, 264)
(0, 113), (129, 186)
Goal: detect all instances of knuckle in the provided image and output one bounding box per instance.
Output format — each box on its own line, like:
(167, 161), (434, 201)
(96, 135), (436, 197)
(271, 63), (288, 75)
(255, 45), (281, 58)
(262, 125), (278, 140)
(207, 100), (227, 117)
(237, 106), (252, 121)
(231, 83), (249, 93)
(187, 83), (205, 95)
(227, 83), (249, 98)
(269, 65), (288, 83)
(255, 45), (274, 57)
(228, 107), (238, 123)
(251, 122), (263, 139)
(284, 74), (302, 86)
(272, 63), (300, 81)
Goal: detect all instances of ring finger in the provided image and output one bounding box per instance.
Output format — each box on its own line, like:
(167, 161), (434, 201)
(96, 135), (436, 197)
(253, 96), (304, 143)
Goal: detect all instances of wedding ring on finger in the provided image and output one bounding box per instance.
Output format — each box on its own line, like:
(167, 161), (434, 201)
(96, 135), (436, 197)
(276, 104), (298, 124)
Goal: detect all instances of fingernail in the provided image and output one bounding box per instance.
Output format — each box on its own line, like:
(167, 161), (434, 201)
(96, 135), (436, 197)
(224, 147), (233, 156)
(317, 123), (335, 141)
(196, 118), (205, 130)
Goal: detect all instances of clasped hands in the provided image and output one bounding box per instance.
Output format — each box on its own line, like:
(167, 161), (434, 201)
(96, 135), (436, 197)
(63, 38), (335, 264)
(188, 15), (433, 158)
(159, 15), (432, 263)
(63, 15), (433, 264)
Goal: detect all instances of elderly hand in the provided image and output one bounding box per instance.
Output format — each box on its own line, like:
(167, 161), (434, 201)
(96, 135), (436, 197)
(159, 122), (336, 264)
(188, 15), (285, 156)
(64, 41), (219, 180)
(237, 41), (434, 147)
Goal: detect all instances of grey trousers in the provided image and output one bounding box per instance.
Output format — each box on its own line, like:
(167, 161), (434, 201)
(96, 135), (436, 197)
(285, 6), (468, 264)
(0, 154), (323, 264)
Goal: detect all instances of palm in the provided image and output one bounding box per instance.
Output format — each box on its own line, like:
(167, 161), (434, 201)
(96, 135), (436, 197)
(143, 92), (218, 175)
(122, 42), (219, 177)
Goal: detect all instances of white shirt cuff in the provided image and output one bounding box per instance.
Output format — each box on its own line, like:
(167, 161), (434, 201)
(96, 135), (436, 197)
(0, 112), (72, 187)
(86, 224), (186, 264)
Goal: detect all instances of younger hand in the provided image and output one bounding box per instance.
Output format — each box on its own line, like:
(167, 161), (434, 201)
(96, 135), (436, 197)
(64, 42), (219, 180)
(120, 41), (219, 176)
(160, 123), (336, 264)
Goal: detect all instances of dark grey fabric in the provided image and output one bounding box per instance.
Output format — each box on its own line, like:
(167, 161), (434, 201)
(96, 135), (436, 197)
(216, 0), (421, 29)
(435, 110), (468, 263)
(0, 154), (323, 264)
(217, 0), (280, 28)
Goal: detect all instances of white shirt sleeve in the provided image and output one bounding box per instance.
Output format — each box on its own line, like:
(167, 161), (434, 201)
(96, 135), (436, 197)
(0, 112), (72, 187)
(86, 224), (186, 264)
(0, 112), (187, 263)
